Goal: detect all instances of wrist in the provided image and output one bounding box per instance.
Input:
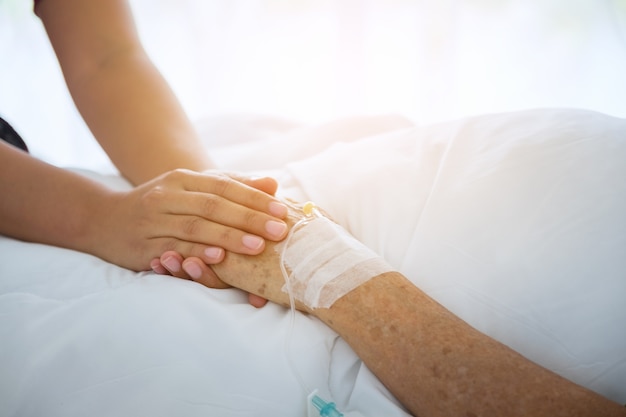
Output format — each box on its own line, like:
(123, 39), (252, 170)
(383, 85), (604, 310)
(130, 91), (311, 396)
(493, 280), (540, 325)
(69, 183), (121, 261)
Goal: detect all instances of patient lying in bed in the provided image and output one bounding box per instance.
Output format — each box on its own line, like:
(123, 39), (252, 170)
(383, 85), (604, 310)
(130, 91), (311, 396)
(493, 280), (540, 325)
(204, 199), (626, 416)
(1, 108), (625, 417)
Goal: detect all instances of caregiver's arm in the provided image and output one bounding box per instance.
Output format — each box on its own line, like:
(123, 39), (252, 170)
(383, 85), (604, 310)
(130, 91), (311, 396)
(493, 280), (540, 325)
(0, 142), (287, 271)
(205, 210), (626, 417)
(28, 0), (288, 267)
(35, 0), (211, 185)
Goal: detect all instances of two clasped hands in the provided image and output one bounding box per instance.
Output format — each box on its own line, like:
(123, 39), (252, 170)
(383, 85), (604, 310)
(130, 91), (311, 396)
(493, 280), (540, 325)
(142, 169), (286, 308)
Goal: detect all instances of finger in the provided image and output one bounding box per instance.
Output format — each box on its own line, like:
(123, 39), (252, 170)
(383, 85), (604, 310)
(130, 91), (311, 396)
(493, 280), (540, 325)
(162, 209), (286, 255)
(157, 245), (225, 275)
(165, 244), (225, 265)
(150, 257), (169, 275)
(152, 183), (288, 247)
(185, 170), (288, 218)
(159, 252), (189, 279)
(231, 175), (279, 196)
(184, 193), (288, 241)
(248, 293), (269, 308)
(202, 246), (226, 264)
(155, 228), (265, 260)
(182, 257), (229, 289)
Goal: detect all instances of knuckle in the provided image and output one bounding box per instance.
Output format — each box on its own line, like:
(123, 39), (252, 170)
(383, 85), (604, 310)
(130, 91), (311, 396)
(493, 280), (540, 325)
(211, 175), (234, 196)
(163, 168), (191, 183)
(216, 228), (235, 246)
(243, 209), (261, 229)
(201, 194), (219, 218)
(159, 238), (179, 254)
(141, 185), (166, 205)
(171, 168), (191, 178)
(182, 216), (202, 237)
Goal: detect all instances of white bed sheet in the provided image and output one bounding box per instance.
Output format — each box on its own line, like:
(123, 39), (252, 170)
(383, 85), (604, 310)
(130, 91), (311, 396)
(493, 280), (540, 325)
(1, 108), (625, 416)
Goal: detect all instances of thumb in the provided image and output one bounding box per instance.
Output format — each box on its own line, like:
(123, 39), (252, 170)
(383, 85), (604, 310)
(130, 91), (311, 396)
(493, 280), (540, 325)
(232, 174), (279, 196)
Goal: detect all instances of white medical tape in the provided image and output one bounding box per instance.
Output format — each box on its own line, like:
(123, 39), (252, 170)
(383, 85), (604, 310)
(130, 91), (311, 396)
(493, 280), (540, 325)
(277, 215), (393, 309)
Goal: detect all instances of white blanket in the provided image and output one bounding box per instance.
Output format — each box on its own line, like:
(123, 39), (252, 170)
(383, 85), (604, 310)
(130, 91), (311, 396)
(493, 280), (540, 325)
(1, 108), (625, 416)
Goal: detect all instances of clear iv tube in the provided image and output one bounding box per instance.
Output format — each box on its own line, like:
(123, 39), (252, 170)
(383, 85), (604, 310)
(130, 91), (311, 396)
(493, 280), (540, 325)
(280, 202), (345, 417)
(280, 211), (315, 394)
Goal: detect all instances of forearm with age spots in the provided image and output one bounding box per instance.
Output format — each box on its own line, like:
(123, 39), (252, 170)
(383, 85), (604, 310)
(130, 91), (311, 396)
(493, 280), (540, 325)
(211, 204), (626, 417)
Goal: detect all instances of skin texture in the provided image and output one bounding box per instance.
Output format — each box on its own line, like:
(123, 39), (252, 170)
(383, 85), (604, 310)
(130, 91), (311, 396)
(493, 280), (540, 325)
(152, 114), (417, 300)
(35, 0), (211, 184)
(199, 204), (626, 417)
(1, 0), (289, 272)
(0, 142), (287, 271)
(9, 3), (623, 412)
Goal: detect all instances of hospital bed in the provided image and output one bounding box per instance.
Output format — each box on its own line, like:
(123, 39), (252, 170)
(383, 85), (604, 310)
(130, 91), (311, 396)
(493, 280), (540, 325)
(1, 108), (624, 416)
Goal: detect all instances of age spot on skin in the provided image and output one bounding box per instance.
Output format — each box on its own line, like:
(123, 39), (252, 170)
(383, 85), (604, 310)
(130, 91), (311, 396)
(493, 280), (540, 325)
(437, 389), (448, 401)
(258, 284), (266, 295)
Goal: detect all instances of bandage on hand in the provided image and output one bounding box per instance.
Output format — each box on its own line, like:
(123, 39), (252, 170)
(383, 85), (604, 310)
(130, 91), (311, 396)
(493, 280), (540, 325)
(211, 201), (392, 312)
(210, 201), (309, 310)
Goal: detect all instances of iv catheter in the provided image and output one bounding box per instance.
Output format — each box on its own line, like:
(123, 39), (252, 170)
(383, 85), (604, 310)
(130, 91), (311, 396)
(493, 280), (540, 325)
(309, 390), (344, 417)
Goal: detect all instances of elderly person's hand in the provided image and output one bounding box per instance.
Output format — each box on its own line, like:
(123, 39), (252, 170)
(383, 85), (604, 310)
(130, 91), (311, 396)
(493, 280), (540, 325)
(151, 194), (304, 309)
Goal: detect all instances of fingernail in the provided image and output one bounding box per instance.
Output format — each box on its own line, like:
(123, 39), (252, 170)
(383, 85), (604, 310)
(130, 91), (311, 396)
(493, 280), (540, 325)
(204, 247), (224, 261)
(150, 259), (166, 274)
(183, 262), (202, 280)
(162, 256), (181, 273)
(265, 220), (288, 239)
(242, 234), (264, 251)
(269, 201), (288, 218)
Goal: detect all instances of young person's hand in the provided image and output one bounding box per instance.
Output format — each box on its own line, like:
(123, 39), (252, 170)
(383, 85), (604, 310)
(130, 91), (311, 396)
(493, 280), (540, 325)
(91, 169), (288, 272)
(148, 173), (284, 308)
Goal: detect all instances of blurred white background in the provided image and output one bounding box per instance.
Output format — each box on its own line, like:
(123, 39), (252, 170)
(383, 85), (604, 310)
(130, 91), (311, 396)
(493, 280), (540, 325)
(1, 0), (625, 172)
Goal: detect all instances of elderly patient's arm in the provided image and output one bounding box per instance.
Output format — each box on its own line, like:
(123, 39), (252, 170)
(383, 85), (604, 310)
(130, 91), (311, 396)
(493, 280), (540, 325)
(205, 210), (626, 417)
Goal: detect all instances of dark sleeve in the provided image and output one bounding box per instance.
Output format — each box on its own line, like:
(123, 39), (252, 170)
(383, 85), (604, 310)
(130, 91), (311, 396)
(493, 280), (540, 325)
(33, 0), (43, 15)
(0, 117), (29, 152)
